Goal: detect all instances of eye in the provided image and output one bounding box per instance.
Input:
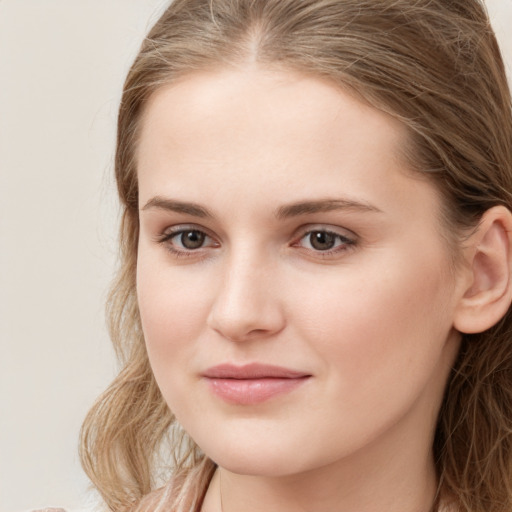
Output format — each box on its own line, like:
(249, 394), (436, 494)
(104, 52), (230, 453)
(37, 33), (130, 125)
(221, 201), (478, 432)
(157, 226), (218, 256)
(175, 230), (207, 250)
(306, 231), (338, 251)
(295, 228), (356, 254)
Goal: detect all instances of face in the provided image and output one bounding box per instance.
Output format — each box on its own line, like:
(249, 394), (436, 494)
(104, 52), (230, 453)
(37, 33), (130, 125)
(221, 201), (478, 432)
(136, 67), (462, 477)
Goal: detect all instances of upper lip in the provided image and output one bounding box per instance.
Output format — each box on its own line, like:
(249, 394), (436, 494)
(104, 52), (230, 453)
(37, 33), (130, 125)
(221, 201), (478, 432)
(202, 363), (310, 379)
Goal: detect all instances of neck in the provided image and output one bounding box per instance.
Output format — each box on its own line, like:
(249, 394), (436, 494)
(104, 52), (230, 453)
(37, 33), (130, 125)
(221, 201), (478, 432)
(217, 461), (437, 512)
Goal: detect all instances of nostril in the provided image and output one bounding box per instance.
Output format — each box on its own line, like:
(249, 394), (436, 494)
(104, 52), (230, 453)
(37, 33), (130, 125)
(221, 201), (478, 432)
(207, 302), (286, 342)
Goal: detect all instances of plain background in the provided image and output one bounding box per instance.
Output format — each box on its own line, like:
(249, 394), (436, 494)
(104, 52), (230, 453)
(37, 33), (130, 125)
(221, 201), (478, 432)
(1, 1), (512, 511)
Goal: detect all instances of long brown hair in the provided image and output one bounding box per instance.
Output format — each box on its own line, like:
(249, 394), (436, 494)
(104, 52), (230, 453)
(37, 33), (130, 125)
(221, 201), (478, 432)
(80, 1), (512, 511)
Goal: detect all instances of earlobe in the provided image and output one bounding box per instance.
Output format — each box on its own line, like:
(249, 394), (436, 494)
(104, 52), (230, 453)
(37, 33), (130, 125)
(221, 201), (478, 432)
(454, 206), (512, 334)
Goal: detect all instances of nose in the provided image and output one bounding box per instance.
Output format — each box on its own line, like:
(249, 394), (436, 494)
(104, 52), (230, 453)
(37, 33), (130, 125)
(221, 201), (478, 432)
(206, 252), (286, 342)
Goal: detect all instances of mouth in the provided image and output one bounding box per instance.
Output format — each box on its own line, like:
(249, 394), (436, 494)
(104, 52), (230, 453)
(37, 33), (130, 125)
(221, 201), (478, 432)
(201, 363), (312, 405)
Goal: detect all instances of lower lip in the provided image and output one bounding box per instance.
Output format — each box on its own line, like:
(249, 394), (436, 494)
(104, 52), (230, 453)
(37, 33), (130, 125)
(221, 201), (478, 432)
(204, 377), (310, 405)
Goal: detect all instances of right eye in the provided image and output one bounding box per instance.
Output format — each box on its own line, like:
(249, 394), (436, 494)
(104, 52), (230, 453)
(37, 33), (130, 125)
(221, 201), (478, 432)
(173, 229), (207, 250)
(158, 227), (218, 256)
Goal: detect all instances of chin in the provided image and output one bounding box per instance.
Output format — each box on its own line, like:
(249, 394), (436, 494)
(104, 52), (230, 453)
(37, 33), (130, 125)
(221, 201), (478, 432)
(191, 426), (320, 477)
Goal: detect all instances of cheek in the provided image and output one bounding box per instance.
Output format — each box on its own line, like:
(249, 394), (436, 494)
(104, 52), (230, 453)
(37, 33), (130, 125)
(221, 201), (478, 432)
(136, 253), (211, 377)
(286, 247), (456, 397)
(136, 255), (218, 426)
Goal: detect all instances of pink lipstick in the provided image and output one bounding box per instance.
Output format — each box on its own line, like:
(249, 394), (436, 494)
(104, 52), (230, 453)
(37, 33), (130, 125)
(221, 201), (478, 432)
(201, 363), (311, 405)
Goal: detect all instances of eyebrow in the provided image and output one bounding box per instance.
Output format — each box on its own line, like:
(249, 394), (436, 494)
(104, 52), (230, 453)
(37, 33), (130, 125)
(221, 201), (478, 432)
(141, 196), (382, 219)
(275, 198), (382, 219)
(141, 197), (213, 218)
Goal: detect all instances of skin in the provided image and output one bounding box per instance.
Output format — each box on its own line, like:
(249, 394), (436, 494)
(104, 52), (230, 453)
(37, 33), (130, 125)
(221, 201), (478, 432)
(136, 67), (465, 512)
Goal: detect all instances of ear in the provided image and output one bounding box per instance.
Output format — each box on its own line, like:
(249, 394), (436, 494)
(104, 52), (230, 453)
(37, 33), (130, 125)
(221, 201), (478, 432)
(454, 205), (512, 334)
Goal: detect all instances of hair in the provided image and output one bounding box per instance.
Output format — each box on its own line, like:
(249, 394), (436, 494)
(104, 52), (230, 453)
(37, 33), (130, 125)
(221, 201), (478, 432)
(79, 1), (512, 511)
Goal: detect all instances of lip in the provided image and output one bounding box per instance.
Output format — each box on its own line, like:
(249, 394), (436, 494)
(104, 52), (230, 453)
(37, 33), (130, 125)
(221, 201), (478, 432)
(201, 363), (311, 405)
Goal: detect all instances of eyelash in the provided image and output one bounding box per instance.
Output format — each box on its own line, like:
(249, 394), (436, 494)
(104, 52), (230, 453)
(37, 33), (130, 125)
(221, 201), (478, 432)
(156, 226), (357, 259)
(156, 226), (218, 259)
(292, 229), (356, 257)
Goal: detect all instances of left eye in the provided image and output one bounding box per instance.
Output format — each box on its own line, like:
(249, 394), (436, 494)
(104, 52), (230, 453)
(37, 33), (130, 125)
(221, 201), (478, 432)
(298, 230), (354, 252)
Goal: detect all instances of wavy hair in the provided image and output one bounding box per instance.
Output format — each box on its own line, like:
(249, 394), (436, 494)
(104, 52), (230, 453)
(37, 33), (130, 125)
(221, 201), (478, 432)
(80, 1), (512, 511)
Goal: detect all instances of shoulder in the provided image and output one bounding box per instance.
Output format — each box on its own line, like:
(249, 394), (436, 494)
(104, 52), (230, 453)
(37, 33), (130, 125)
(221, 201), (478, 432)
(29, 509), (67, 512)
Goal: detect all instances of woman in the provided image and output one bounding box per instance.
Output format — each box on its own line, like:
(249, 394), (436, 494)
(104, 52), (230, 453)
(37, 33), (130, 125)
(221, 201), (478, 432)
(79, 1), (512, 511)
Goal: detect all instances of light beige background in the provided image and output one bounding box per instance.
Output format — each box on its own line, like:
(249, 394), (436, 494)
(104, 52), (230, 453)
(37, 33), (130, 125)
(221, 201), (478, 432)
(1, 1), (511, 511)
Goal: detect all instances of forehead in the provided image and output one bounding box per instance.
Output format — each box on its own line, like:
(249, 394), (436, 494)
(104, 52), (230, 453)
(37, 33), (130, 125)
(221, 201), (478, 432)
(136, 66), (441, 233)
(137, 65), (408, 173)
(139, 67), (408, 176)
